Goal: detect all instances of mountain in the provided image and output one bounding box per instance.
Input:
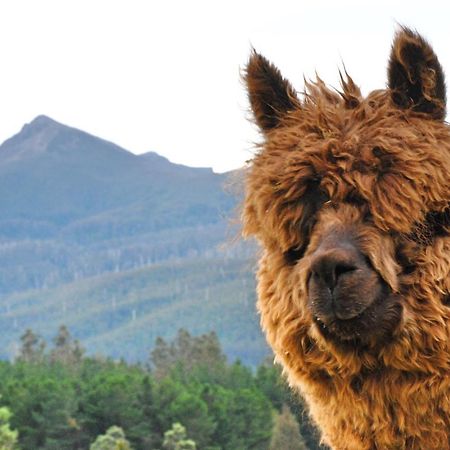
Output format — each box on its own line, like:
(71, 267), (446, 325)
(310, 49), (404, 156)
(0, 115), (236, 292)
(0, 115), (232, 233)
(0, 116), (267, 365)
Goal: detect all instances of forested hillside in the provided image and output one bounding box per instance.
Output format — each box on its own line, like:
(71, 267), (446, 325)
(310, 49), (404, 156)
(0, 257), (267, 365)
(0, 116), (265, 365)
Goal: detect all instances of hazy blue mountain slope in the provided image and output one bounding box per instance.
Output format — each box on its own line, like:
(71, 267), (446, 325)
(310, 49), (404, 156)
(0, 116), (236, 294)
(0, 116), (266, 365)
(0, 115), (233, 231)
(0, 257), (268, 365)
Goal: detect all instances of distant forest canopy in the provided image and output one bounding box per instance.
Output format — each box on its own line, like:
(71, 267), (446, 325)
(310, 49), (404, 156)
(0, 326), (325, 450)
(0, 257), (267, 366)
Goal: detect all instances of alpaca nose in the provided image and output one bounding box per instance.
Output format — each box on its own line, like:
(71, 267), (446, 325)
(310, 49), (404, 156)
(308, 236), (388, 329)
(310, 249), (359, 292)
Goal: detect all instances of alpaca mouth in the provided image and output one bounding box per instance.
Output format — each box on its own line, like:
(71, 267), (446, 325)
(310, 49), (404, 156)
(313, 306), (372, 342)
(310, 282), (401, 345)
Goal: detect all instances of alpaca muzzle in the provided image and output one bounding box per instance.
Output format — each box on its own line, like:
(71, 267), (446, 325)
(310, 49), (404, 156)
(307, 239), (387, 341)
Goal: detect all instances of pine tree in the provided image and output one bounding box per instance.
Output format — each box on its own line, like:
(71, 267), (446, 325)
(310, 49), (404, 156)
(50, 325), (84, 366)
(150, 337), (174, 379)
(150, 329), (226, 379)
(269, 404), (308, 450)
(127, 375), (159, 449)
(17, 328), (46, 364)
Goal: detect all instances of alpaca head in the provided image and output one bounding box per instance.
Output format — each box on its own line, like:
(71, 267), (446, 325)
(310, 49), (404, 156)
(243, 28), (450, 376)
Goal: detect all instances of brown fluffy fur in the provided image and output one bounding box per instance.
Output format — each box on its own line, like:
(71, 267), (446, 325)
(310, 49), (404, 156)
(242, 28), (450, 449)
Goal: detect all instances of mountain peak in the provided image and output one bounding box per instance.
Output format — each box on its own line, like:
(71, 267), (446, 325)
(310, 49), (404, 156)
(0, 115), (137, 165)
(22, 115), (64, 132)
(139, 151), (171, 163)
(29, 114), (58, 125)
(0, 115), (66, 162)
(0, 116), (217, 181)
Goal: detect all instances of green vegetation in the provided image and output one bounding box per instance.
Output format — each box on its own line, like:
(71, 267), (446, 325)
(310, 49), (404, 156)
(0, 327), (323, 450)
(162, 423), (196, 450)
(0, 403), (19, 450)
(0, 257), (266, 366)
(269, 405), (308, 450)
(90, 426), (132, 450)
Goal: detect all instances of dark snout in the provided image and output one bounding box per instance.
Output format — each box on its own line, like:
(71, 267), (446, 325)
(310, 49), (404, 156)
(308, 236), (388, 340)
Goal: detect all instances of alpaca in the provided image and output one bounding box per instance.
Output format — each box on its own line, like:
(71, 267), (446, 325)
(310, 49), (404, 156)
(242, 28), (450, 450)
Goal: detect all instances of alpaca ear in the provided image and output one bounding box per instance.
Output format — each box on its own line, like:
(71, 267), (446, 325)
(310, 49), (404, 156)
(388, 27), (446, 119)
(245, 51), (300, 132)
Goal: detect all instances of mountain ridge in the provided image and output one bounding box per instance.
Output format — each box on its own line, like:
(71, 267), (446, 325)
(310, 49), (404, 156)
(0, 115), (265, 365)
(0, 115), (234, 223)
(1, 115), (222, 174)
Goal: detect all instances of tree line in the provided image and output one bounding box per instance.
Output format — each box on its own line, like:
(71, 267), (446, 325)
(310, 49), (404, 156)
(0, 326), (323, 449)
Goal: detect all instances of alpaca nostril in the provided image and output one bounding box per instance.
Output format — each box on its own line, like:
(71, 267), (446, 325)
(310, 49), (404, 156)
(334, 263), (357, 280)
(310, 255), (358, 291)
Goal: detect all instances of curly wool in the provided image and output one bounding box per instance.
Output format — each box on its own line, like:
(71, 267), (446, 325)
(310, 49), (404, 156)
(243, 28), (450, 450)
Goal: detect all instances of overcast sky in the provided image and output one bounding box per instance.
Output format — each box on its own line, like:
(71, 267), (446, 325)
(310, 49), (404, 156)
(0, 1), (448, 172)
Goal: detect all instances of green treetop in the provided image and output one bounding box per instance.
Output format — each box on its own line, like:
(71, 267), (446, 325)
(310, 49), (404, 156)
(162, 423), (196, 450)
(90, 426), (132, 450)
(0, 405), (19, 450)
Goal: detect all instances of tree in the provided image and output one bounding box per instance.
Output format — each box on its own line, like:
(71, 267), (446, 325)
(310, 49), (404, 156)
(80, 369), (145, 445)
(162, 423), (196, 450)
(126, 375), (159, 450)
(90, 426), (132, 450)
(255, 360), (288, 411)
(214, 387), (272, 450)
(269, 405), (308, 450)
(154, 378), (215, 448)
(17, 328), (46, 364)
(9, 370), (82, 450)
(150, 337), (175, 379)
(50, 325), (84, 366)
(0, 405), (19, 450)
(150, 329), (226, 380)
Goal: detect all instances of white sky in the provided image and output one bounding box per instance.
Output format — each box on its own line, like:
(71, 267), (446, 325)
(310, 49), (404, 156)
(0, 1), (448, 172)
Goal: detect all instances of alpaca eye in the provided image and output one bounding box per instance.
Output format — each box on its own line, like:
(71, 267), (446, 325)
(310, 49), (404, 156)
(409, 205), (450, 245)
(283, 180), (326, 265)
(442, 294), (450, 307)
(423, 207), (450, 237)
(372, 146), (386, 158)
(345, 192), (365, 207)
(284, 244), (307, 265)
